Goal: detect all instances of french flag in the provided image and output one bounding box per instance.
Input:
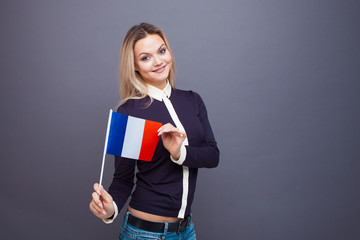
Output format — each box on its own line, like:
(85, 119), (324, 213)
(104, 110), (162, 161)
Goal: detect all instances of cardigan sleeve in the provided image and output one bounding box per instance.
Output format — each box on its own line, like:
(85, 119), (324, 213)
(182, 92), (220, 168)
(107, 106), (136, 216)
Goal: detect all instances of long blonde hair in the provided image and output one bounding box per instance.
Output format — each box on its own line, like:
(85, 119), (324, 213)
(119, 23), (176, 104)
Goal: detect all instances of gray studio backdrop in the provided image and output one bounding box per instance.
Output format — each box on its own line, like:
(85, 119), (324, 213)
(1, 0), (359, 239)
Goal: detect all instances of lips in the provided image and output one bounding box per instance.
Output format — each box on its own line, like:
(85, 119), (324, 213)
(152, 65), (166, 73)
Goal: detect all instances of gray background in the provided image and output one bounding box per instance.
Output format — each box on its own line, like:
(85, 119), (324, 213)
(1, 0), (359, 239)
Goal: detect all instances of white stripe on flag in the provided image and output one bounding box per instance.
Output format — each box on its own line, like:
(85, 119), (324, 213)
(121, 116), (145, 159)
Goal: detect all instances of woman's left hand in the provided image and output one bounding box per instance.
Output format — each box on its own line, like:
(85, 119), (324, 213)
(158, 123), (186, 160)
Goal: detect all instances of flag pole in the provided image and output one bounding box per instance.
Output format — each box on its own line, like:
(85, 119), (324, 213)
(99, 109), (113, 189)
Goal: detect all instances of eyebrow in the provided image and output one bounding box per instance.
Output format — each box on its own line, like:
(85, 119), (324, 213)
(138, 44), (166, 58)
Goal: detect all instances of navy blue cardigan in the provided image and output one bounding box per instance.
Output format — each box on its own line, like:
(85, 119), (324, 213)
(108, 88), (219, 218)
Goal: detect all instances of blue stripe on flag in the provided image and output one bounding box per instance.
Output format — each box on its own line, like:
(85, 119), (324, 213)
(106, 112), (128, 156)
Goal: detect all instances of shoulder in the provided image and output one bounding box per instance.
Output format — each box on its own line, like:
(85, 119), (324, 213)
(171, 89), (204, 106)
(171, 88), (207, 114)
(172, 88), (203, 103)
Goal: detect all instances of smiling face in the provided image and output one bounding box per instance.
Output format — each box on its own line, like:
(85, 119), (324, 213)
(134, 34), (172, 89)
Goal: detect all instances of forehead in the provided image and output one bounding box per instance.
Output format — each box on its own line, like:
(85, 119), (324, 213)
(134, 34), (165, 55)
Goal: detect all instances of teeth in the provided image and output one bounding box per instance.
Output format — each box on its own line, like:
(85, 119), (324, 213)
(154, 66), (165, 72)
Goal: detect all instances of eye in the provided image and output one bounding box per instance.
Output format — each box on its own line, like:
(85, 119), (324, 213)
(141, 56), (150, 61)
(159, 48), (166, 54)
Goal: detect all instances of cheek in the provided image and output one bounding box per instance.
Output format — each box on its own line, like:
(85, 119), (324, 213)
(164, 54), (172, 64)
(137, 62), (153, 73)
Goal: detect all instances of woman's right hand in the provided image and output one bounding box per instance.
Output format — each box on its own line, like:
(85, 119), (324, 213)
(89, 183), (115, 219)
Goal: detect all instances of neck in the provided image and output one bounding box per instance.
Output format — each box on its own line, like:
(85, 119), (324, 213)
(145, 80), (167, 90)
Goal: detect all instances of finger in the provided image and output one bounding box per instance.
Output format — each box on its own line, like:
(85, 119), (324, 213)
(180, 132), (186, 138)
(159, 124), (185, 136)
(175, 130), (186, 138)
(159, 128), (186, 139)
(157, 123), (176, 133)
(158, 123), (174, 131)
(89, 201), (106, 217)
(93, 183), (101, 196)
(89, 202), (101, 218)
(90, 200), (103, 214)
(92, 192), (104, 209)
(158, 126), (179, 136)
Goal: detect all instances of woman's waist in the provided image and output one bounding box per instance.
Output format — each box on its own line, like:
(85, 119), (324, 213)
(128, 183), (195, 218)
(128, 206), (180, 222)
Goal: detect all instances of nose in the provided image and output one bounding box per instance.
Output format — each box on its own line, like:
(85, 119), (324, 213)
(153, 55), (162, 66)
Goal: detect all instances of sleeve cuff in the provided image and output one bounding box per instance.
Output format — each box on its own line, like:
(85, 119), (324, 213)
(102, 201), (119, 224)
(170, 144), (187, 165)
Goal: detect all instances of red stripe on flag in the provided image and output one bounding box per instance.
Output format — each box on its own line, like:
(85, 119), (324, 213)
(138, 120), (162, 161)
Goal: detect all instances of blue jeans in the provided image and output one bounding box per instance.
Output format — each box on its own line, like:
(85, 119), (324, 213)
(119, 211), (197, 240)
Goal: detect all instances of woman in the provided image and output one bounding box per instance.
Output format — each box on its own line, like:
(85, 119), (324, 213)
(89, 22), (219, 240)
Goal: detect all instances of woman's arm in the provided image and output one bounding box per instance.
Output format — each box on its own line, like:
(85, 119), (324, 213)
(182, 93), (219, 168)
(107, 155), (136, 213)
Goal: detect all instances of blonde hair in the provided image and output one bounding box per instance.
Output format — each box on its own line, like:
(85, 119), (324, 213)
(119, 23), (176, 105)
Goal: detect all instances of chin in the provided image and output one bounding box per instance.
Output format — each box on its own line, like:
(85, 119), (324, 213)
(153, 74), (169, 82)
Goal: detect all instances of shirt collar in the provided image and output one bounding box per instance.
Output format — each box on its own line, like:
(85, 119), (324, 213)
(146, 81), (172, 101)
